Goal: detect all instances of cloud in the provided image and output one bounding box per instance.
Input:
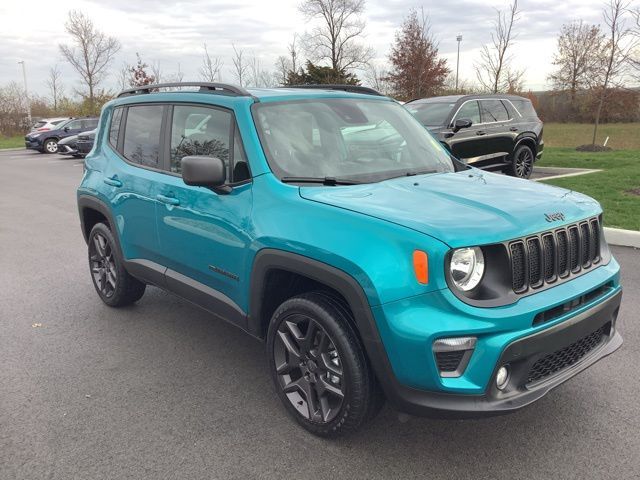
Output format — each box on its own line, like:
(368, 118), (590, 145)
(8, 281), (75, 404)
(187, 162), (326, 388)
(0, 0), (610, 98)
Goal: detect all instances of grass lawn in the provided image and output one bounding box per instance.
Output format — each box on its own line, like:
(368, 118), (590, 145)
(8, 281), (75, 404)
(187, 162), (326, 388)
(0, 135), (24, 149)
(543, 123), (640, 150)
(538, 147), (640, 231)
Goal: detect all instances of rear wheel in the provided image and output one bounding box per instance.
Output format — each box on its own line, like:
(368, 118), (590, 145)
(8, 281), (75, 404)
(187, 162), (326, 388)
(267, 292), (383, 437)
(87, 223), (146, 307)
(43, 138), (58, 154)
(506, 144), (534, 179)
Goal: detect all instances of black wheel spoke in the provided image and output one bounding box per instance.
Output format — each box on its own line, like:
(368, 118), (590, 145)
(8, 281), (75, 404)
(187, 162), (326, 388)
(274, 313), (346, 424)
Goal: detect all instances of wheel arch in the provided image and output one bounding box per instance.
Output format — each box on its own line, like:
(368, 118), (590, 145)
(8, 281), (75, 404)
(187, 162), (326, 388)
(248, 248), (402, 403)
(77, 195), (118, 247)
(514, 135), (537, 157)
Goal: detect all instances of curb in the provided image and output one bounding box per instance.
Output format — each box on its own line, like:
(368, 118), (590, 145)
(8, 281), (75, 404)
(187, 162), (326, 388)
(604, 227), (640, 249)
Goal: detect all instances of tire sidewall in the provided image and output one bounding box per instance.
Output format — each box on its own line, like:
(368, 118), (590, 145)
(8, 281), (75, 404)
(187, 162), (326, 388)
(511, 144), (534, 179)
(267, 296), (366, 437)
(44, 139), (58, 154)
(87, 223), (128, 306)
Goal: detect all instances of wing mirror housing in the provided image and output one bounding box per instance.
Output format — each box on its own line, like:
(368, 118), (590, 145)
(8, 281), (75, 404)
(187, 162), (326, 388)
(453, 118), (473, 133)
(181, 156), (230, 194)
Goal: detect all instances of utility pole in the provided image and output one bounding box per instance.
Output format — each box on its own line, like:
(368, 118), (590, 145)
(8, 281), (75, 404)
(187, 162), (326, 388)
(18, 60), (32, 127)
(455, 35), (462, 93)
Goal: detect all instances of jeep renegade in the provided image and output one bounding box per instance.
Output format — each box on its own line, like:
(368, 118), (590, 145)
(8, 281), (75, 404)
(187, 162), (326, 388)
(77, 82), (623, 437)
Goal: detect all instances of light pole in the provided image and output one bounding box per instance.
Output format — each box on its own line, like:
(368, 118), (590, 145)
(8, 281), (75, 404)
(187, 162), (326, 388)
(18, 60), (32, 127)
(455, 35), (462, 93)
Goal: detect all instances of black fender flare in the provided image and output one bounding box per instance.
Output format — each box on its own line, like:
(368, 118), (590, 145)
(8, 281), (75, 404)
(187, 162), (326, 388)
(248, 248), (402, 403)
(513, 135), (538, 156)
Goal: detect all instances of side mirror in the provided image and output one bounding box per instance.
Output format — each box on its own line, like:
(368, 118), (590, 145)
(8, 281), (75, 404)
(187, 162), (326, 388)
(452, 118), (473, 133)
(181, 156), (229, 193)
(64, 127), (70, 132)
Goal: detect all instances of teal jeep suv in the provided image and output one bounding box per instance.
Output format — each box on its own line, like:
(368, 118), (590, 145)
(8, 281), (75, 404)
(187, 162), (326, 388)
(77, 82), (623, 437)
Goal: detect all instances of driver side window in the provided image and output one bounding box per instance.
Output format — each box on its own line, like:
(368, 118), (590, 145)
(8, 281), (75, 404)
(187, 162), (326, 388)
(453, 101), (481, 125)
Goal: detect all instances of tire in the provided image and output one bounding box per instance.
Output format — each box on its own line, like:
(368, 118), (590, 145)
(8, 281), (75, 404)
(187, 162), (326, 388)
(43, 138), (58, 154)
(87, 222), (146, 307)
(267, 292), (384, 437)
(506, 144), (534, 179)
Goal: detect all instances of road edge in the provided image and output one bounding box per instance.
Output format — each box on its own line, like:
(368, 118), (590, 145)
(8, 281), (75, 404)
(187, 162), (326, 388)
(605, 227), (640, 248)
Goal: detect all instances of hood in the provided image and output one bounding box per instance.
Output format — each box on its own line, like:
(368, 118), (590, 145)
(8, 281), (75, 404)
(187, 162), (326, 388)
(299, 170), (600, 248)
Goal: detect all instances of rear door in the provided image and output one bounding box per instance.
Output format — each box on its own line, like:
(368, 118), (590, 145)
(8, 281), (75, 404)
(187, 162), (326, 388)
(477, 99), (512, 162)
(101, 104), (165, 266)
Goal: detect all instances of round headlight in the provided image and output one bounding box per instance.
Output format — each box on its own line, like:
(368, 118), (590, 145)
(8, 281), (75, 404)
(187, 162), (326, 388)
(450, 247), (485, 291)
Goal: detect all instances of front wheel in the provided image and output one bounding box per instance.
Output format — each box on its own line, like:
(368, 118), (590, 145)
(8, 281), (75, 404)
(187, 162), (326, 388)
(43, 138), (58, 154)
(506, 144), (534, 179)
(87, 223), (146, 307)
(267, 292), (383, 437)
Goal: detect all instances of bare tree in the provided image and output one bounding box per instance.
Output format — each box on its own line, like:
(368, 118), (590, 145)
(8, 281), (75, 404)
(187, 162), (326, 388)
(117, 62), (130, 91)
(200, 43), (223, 82)
(630, 6), (640, 77)
(150, 61), (163, 84)
(474, 0), (524, 93)
(274, 36), (302, 85)
(364, 62), (392, 95)
(248, 56), (274, 87)
(59, 10), (121, 113)
(45, 65), (64, 111)
(299, 0), (374, 71)
(548, 21), (607, 107)
(591, 0), (634, 145)
(231, 44), (249, 86)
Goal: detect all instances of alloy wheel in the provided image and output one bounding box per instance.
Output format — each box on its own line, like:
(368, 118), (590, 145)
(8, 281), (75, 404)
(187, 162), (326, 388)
(273, 314), (345, 423)
(515, 148), (533, 178)
(45, 140), (58, 153)
(89, 232), (117, 298)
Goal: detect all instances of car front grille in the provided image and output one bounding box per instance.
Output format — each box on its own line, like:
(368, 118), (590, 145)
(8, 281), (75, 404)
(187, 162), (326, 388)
(526, 324), (609, 385)
(435, 350), (466, 373)
(509, 217), (602, 294)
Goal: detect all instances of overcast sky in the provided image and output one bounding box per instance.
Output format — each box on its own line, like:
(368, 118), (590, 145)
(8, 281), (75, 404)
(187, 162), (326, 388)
(0, 0), (615, 98)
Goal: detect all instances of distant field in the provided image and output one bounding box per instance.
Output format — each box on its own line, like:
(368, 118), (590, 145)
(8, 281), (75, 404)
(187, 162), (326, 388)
(0, 136), (23, 149)
(543, 123), (640, 150)
(539, 147), (640, 231)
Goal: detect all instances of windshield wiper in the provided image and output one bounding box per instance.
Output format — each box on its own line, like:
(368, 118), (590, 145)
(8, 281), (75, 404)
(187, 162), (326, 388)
(281, 176), (361, 186)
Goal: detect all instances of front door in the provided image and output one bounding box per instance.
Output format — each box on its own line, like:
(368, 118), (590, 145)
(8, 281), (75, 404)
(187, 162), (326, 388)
(447, 100), (486, 162)
(154, 104), (254, 314)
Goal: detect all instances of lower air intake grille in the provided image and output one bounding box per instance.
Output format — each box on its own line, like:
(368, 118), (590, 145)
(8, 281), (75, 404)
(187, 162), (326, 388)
(526, 325), (608, 384)
(435, 351), (466, 373)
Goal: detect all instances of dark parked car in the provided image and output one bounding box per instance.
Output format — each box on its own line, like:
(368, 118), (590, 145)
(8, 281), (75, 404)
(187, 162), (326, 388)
(25, 117), (99, 154)
(405, 95), (543, 178)
(75, 129), (96, 156)
(57, 134), (80, 156)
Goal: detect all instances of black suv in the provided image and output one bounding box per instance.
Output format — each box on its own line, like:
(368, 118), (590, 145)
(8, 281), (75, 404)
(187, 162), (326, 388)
(405, 95), (543, 178)
(25, 117), (99, 154)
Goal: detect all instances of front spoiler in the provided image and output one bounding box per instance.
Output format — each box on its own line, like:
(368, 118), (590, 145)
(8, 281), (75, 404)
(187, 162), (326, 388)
(385, 289), (622, 418)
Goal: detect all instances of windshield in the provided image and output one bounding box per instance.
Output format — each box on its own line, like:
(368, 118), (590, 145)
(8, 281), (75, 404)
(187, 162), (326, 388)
(253, 98), (454, 183)
(405, 102), (455, 127)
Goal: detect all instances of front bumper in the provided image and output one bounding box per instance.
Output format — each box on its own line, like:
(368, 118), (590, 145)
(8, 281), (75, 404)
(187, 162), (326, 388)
(25, 138), (42, 150)
(367, 260), (622, 417)
(385, 289), (621, 417)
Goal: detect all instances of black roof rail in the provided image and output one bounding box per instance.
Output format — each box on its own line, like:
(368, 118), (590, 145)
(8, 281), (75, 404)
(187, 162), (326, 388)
(284, 84), (384, 96)
(117, 82), (254, 99)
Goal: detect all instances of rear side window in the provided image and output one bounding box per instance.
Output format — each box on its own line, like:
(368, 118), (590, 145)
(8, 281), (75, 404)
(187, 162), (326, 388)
(109, 108), (123, 147)
(454, 101), (481, 124)
(123, 105), (163, 168)
(511, 99), (538, 119)
(480, 100), (509, 123)
(82, 119), (98, 129)
(169, 105), (231, 176)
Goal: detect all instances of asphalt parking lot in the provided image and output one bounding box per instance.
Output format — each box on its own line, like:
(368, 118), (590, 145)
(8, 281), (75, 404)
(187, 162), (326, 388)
(1, 148), (639, 480)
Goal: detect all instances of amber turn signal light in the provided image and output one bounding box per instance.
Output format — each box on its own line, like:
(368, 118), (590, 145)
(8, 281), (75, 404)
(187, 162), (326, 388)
(413, 250), (429, 284)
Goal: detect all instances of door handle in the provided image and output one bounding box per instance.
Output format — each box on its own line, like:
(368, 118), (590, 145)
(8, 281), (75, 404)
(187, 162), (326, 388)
(510, 127), (519, 132)
(156, 194), (180, 206)
(103, 176), (122, 187)
(476, 130), (486, 136)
